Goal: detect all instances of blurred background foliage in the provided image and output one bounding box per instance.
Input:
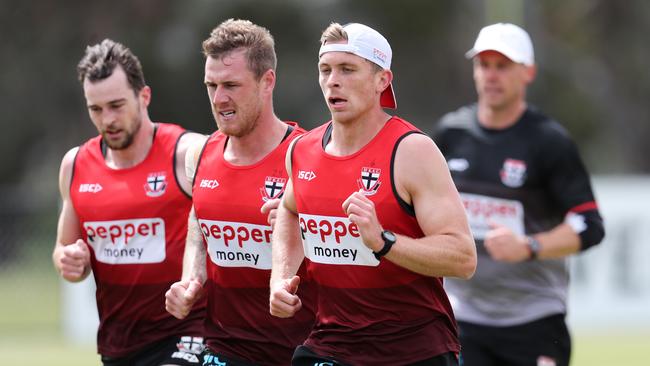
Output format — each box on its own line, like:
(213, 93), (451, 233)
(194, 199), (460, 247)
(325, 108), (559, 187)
(1, 1), (649, 363)
(3, 0), (649, 275)
(2, 1), (649, 198)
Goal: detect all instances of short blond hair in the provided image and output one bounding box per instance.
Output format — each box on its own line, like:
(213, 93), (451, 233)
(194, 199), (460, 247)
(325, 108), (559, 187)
(320, 22), (347, 45)
(319, 22), (382, 72)
(202, 19), (276, 79)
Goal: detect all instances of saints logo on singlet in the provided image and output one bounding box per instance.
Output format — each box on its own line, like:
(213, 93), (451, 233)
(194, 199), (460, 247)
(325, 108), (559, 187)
(500, 159), (527, 188)
(357, 167), (381, 196)
(260, 176), (286, 201)
(144, 172), (167, 197)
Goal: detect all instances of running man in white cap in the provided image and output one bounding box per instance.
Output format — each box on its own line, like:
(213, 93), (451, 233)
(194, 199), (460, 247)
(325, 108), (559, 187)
(270, 22), (476, 366)
(435, 23), (605, 366)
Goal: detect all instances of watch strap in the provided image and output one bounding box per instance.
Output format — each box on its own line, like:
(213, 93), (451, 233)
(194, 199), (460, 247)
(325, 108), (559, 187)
(373, 230), (395, 260)
(527, 235), (541, 260)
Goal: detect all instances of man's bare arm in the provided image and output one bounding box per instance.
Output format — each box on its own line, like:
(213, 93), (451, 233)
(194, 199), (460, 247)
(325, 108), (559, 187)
(52, 147), (92, 282)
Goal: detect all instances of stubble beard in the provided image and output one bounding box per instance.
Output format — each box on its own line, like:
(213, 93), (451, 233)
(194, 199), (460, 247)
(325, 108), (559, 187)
(102, 111), (143, 150)
(217, 102), (262, 139)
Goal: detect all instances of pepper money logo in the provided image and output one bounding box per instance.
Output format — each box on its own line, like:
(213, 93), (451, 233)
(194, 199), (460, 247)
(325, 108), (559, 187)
(299, 213), (379, 267)
(199, 219), (273, 269)
(84, 218), (166, 264)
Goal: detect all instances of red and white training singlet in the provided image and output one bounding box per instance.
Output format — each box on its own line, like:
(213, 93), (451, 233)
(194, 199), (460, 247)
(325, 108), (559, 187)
(291, 117), (460, 364)
(192, 123), (315, 365)
(70, 123), (205, 357)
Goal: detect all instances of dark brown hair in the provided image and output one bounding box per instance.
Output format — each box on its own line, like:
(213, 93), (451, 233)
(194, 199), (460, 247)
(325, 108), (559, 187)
(77, 39), (145, 92)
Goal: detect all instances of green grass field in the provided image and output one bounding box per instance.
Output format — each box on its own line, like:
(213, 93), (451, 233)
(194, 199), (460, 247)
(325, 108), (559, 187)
(0, 263), (99, 365)
(572, 332), (650, 366)
(1, 258), (649, 366)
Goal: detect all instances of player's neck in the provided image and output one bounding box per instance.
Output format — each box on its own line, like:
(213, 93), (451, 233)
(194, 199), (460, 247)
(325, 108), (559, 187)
(477, 100), (527, 130)
(224, 112), (287, 166)
(105, 119), (155, 169)
(327, 108), (391, 157)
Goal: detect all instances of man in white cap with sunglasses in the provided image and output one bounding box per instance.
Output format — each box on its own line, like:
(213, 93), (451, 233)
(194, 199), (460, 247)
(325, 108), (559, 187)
(270, 22), (476, 365)
(435, 23), (604, 366)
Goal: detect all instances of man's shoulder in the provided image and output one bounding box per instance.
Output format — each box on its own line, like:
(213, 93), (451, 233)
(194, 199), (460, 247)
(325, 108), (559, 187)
(74, 135), (102, 160)
(296, 121), (330, 142)
(388, 115), (422, 133)
(437, 104), (477, 132)
(155, 122), (186, 134)
(524, 106), (573, 143)
(60, 146), (81, 172)
(284, 120), (307, 134)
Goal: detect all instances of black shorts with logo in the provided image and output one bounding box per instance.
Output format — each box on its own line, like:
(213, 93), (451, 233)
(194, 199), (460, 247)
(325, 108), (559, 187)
(458, 313), (571, 366)
(199, 348), (271, 366)
(101, 335), (204, 366)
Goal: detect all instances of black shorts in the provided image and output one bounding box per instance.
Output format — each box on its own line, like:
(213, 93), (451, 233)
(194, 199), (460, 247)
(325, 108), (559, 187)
(291, 345), (458, 366)
(199, 348), (273, 366)
(101, 335), (205, 366)
(458, 313), (571, 366)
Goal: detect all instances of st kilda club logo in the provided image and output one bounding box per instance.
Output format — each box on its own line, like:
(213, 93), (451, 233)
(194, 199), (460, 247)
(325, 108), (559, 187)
(144, 172), (167, 197)
(260, 176), (287, 202)
(357, 167), (381, 196)
(500, 158), (527, 188)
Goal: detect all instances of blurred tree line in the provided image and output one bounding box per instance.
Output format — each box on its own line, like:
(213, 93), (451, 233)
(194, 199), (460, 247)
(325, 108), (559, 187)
(0, 0), (648, 261)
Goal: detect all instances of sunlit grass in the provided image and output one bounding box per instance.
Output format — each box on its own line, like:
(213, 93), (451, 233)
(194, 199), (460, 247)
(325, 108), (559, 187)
(0, 265), (99, 365)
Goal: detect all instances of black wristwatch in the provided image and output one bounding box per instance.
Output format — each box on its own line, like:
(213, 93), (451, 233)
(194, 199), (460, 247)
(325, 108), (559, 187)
(527, 236), (541, 260)
(374, 230), (396, 260)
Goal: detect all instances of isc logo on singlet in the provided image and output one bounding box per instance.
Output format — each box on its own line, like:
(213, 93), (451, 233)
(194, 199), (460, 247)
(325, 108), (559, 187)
(83, 218), (166, 264)
(460, 192), (524, 240)
(79, 183), (103, 193)
(299, 213), (379, 267)
(297, 170), (317, 181)
(199, 219), (273, 269)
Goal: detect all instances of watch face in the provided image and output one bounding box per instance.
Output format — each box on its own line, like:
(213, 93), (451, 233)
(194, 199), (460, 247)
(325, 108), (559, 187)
(382, 230), (396, 243)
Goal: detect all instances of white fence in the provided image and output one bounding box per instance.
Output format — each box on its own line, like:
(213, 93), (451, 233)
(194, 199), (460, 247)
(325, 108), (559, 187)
(568, 176), (650, 332)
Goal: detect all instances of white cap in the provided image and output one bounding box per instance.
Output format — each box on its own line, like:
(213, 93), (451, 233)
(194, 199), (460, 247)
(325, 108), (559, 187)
(465, 23), (535, 66)
(319, 23), (396, 109)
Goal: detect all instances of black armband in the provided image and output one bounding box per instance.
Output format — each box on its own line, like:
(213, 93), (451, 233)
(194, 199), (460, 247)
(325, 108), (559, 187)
(565, 209), (605, 251)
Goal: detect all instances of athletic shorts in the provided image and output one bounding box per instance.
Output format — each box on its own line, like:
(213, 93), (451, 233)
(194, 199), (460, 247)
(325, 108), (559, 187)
(457, 313), (571, 366)
(101, 335), (205, 366)
(199, 348), (266, 366)
(291, 345), (458, 366)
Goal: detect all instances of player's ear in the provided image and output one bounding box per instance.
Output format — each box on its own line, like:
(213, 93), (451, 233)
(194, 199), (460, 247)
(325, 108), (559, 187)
(139, 85), (152, 107)
(377, 69), (392, 95)
(260, 69), (276, 94)
(524, 64), (536, 84)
